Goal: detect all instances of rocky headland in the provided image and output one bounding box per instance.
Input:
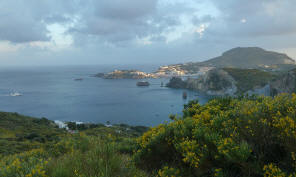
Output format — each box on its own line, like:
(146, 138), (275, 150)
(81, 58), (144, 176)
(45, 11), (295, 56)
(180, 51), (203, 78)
(167, 67), (296, 96)
(166, 69), (237, 96)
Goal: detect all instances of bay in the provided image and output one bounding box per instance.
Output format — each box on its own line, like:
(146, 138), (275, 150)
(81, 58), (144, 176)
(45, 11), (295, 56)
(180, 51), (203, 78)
(0, 65), (210, 126)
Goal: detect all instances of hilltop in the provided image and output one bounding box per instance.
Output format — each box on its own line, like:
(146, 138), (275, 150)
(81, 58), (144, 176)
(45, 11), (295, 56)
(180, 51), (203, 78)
(200, 47), (295, 69)
(157, 47), (296, 75)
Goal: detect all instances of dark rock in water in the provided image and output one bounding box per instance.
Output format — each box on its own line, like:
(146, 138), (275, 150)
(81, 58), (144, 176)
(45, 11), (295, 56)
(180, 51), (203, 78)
(94, 73), (105, 77)
(183, 92), (187, 99)
(137, 81), (150, 86)
(166, 77), (186, 88)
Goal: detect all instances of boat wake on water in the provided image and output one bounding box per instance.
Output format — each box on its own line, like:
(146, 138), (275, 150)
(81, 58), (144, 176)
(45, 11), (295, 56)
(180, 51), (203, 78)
(0, 91), (23, 97)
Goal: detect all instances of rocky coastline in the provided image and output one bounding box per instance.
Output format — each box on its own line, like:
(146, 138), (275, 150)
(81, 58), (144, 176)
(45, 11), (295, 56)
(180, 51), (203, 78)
(166, 68), (296, 96)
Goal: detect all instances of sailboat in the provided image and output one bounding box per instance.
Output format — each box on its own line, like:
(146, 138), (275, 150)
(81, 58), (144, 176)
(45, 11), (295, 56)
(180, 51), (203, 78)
(10, 91), (22, 96)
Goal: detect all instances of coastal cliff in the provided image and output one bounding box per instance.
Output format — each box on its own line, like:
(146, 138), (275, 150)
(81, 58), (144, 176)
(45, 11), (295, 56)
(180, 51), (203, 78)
(167, 69), (237, 95)
(270, 68), (296, 95)
(166, 68), (291, 96)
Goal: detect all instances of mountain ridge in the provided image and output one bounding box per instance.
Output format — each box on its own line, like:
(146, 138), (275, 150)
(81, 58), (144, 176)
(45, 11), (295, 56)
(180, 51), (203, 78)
(200, 47), (295, 68)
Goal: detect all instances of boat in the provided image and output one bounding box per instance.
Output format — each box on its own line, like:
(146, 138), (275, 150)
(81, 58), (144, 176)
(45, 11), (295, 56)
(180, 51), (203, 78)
(137, 81), (150, 86)
(74, 78), (83, 81)
(10, 92), (22, 96)
(182, 91), (187, 99)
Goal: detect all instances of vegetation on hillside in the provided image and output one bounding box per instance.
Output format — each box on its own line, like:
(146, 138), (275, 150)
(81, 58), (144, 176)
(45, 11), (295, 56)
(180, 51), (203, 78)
(2, 94), (296, 176)
(201, 47), (295, 69)
(0, 112), (66, 155)
(223, 68), (275, 93)
(134, 94), (296, 176)
(0, 113), (149, 177)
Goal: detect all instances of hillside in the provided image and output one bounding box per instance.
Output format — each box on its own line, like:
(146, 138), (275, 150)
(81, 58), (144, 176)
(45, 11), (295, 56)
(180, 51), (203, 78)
(0, 112), (66, 155)
(134, 94), (296, 177)
(270, 68), (296, 95)
(166, 68), (277, 95)
(199, 47), (295, 69)
(157, 47), (296, 75)
(223, 68), (275, 93)
(0, 112), (149, 177)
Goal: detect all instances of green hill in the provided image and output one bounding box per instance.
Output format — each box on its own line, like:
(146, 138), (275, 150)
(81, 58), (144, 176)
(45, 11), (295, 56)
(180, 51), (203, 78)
(200, 47), (295, 69)
(0, 112), (66, 155)
(0, 112), (149, 177)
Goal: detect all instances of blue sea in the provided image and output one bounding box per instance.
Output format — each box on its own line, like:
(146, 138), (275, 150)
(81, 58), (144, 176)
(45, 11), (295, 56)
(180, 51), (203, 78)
(0, 65), (210, 126)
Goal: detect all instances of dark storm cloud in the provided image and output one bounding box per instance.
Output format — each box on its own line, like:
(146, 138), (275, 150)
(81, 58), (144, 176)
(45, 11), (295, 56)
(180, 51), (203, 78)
(0, 0), (78, 43)
(68, 0), (177, 43)
(0, 0), (177, 44)
(94, 0), (157, 20)
(44, 14), (73, 24)
(207, 0), (296, 37)
(0, 1), (49, 43)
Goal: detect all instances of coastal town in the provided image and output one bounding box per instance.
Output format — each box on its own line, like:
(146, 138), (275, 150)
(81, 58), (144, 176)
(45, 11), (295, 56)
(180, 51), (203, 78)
(95, 64), (214, 79)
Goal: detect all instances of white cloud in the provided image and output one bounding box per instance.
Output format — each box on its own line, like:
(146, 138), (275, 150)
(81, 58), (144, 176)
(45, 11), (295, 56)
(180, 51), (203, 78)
(240, 18), (247, 23)
(195, 24), (209, 38)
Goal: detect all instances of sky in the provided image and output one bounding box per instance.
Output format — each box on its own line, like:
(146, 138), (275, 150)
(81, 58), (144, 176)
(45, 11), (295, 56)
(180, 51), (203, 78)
(0, 0), (296, 66)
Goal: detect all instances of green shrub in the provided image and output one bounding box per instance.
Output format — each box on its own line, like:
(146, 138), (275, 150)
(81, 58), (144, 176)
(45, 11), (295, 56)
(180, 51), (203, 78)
(134, 94), (296, 177)
(0, 149), (49, 177)
(223, 68), (275, 93)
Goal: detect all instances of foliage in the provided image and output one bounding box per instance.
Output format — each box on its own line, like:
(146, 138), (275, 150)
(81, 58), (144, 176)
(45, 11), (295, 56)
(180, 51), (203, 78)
(46, 134), (147, 177)
(166, 77), (187, 88)
(0, 149), (48, 177)
(134, 94), (296, 177)
(223, 68), (275, 93)
(0, 113), (149, 177)
(0, 112), (66, 155)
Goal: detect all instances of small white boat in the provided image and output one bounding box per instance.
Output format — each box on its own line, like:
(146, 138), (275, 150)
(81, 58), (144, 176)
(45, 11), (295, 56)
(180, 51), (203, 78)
(10, 92), (22, 96)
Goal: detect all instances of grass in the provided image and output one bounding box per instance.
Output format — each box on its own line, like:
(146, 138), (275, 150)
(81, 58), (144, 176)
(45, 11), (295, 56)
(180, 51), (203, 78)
(46, 136), (147, 177)
(0, 112), (149, 177)
(0, 112), (66, 155)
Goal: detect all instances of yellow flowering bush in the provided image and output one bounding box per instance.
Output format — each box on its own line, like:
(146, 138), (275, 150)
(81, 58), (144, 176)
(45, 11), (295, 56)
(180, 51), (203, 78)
(134, 94), (296, 176)
(0, 149), (48, 177)
(157, 166), (181, 177)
